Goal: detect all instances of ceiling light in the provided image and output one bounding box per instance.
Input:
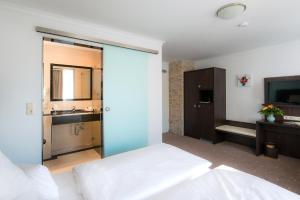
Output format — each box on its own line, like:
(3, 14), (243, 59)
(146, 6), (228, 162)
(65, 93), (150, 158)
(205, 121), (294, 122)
(216, 3), (247, 19)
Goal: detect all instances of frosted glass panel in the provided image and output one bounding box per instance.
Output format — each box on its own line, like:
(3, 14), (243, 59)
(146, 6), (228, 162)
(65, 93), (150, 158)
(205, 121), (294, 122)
(103, 45), (148, 157)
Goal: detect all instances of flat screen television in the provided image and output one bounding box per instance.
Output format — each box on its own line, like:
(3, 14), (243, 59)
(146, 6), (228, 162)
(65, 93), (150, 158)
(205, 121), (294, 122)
(265, 78), (300, 105)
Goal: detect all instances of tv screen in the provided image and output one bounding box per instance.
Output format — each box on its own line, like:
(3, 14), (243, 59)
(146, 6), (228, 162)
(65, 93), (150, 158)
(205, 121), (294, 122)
(267, 80), (300, 105)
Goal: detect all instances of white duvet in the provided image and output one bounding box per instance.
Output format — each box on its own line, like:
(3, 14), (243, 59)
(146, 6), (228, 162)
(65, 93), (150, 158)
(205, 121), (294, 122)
(53, 172), (83, 200)
(147, 165), (300, 200)
(73, 143), (211, 200)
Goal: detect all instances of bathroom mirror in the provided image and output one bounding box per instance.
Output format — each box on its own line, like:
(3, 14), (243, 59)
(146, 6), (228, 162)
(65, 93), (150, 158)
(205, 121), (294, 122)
(51, 64), (92, 101)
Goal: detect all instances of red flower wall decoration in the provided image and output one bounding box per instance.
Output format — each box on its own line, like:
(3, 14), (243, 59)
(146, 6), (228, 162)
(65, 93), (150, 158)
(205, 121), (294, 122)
(237, 74), (252, 87)
(239, 76), (248, 86)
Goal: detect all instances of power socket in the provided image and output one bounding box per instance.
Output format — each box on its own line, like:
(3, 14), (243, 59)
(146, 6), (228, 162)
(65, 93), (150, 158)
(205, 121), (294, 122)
(26, 103), (33, 115)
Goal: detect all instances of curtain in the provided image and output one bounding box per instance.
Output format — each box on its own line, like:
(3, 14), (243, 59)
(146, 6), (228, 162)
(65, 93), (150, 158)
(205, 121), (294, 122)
(53, 69), (63, 99)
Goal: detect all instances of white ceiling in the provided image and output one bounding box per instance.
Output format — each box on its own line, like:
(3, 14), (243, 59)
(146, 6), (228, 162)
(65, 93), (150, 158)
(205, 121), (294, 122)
(3, 0), (300, 61)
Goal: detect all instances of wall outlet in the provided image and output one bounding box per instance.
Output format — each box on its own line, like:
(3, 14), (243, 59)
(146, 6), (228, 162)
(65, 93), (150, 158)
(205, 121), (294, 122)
(26, 103), (33, 115)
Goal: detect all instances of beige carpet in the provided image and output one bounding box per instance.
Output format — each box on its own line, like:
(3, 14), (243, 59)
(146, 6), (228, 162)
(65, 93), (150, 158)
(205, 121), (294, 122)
(163, 133), (300, 194)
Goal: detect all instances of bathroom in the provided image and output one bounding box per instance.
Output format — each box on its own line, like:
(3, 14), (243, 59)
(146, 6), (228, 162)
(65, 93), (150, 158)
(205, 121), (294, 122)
(42, 39), (102, 172)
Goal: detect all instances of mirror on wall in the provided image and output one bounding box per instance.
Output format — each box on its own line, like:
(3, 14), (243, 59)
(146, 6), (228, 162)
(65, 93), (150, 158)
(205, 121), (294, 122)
(51, 64), (92, 101)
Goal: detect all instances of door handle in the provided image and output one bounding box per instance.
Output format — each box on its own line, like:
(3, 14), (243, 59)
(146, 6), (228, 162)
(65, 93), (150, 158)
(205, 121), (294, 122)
(193, 104), (197, 108)
(198, 105), (201, 108)
(105, 107), (111, 112)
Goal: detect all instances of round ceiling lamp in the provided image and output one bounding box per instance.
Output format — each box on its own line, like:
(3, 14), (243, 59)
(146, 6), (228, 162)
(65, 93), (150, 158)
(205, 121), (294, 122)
(216, 3), (247, 19)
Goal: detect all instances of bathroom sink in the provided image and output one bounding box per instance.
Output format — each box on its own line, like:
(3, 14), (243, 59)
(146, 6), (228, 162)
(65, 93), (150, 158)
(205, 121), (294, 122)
(52, 110), (102, 125)
(52, 109), (95, 116)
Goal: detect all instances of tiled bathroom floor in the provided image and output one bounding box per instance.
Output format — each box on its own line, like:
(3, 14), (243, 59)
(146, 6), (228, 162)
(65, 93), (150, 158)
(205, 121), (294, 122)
(44, 148), (101, 174)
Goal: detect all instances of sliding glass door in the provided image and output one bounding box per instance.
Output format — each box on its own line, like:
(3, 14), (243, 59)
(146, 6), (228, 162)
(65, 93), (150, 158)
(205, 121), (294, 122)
(103, 45), (148, 157)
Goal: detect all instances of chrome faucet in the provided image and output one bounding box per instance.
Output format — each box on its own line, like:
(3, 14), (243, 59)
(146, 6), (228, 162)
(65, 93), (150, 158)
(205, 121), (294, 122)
(51, 107), (57, 115)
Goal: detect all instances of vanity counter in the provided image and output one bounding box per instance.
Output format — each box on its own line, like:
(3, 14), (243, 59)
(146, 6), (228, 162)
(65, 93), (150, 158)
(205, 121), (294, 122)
(51, 112), (102, 125)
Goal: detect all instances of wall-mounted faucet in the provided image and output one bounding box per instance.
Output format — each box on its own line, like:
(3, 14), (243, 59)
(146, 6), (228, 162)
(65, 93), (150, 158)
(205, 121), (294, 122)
(51, 107), (57, 115)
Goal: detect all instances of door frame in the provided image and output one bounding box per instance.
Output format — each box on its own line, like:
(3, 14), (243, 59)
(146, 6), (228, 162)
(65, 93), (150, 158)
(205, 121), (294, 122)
(41, 37), (104, 162)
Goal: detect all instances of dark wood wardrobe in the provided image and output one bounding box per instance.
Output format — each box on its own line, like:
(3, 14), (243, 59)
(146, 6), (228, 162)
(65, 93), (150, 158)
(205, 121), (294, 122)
(184, 67), (226, 143)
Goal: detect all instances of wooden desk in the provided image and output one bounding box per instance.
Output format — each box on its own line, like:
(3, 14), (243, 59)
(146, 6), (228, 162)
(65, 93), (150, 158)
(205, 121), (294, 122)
(256, 120), (300, 158)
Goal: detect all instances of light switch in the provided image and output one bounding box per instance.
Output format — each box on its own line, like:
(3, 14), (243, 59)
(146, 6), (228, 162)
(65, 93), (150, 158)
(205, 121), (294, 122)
(26, 103), (33, 115)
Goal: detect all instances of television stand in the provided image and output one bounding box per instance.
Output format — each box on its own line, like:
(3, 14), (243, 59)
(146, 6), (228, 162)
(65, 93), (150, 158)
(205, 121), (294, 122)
(256, 120), (300, 158)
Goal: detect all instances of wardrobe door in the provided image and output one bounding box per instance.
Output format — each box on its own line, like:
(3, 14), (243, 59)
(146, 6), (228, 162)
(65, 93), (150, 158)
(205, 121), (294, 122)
(184, 71), (200, 139)
(198, 104), (214, 140)
(198, 68), (214, 89)
(103, 45), (148, 157)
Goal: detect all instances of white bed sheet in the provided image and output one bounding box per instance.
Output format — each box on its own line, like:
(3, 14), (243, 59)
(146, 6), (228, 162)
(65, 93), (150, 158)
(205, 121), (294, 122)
(53, 171), (83, 200)
(147, 165), (300, 200)
(73, 143), (212, 200)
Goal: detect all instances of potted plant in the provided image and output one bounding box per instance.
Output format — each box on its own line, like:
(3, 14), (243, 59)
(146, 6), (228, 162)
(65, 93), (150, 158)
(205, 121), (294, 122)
(258, 104), (284, 122)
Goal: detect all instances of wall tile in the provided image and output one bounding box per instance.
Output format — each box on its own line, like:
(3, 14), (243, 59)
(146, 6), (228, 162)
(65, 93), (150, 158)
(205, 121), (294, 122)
(169, 61), (194, 135)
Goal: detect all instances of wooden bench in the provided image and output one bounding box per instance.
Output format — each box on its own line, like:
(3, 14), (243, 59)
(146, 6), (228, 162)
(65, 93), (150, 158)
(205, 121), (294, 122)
(215, 120), (256, 148)
(216, 125), (256, 138)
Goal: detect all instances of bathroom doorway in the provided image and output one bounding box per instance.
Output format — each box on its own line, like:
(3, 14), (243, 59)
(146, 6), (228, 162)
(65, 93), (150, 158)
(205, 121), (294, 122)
(41, 38), (103, 173)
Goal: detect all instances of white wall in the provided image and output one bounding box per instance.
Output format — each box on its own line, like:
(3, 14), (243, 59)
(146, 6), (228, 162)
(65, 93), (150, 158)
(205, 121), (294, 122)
(0, 2), (163, 164)
(195, 40), (300, 123)
(162, 62), (169, 133)
(147, 53), (163, 145)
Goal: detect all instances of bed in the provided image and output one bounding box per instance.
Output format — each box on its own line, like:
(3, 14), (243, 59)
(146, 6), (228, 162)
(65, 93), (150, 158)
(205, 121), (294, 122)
(2, 143), (299, 200)
(70, 143), (211, 200)
(53, 171), (83, 200)
(145, 165), (300, 200)
(52, 164), (300, 200)
(52, 143), (212, 200)
(1, 143), (210, 200)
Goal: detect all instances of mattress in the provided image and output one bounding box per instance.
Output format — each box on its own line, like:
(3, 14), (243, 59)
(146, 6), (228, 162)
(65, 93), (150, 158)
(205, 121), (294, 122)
(52, 171), (83, 200)
(73, 143), (212, 200)
(146, 165), (300, 200)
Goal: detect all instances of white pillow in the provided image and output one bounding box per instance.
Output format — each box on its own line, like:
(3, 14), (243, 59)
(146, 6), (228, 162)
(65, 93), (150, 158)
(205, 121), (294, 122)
(20, 165), (60, 200)
(0, 150), (34, 200)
